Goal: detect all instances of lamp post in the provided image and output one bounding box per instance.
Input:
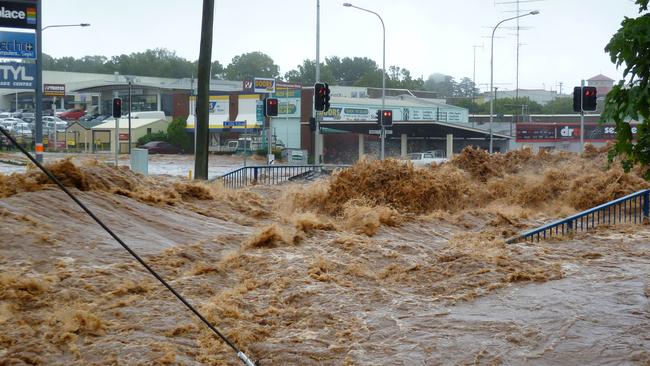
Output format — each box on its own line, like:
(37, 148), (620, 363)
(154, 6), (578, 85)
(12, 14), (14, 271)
(35, 22), (91, 162)
(343, 2), (386, 160)
(489, 11), (538, 154)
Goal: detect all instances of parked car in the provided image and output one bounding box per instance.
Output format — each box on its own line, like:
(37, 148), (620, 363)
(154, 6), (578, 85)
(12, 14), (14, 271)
(43, 116), (65, 124)
(21, 112), (35, 123)
(14, 122), (32, 137)
(424, 150), (449, 164)
(139, 141), (183, 154)
(0, 120), (15, 133)
(59, 109), (86, 121)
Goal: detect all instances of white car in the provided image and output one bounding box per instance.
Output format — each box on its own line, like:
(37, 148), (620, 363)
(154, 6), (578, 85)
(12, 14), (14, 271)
(407, 151), (448, 167)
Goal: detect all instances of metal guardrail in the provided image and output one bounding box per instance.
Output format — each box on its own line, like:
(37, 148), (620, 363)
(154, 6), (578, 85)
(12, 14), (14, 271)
(507, 189), (650, 244)
(217, 165), (348, 189)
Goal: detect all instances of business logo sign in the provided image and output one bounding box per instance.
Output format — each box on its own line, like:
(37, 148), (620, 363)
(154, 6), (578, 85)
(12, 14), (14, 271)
(243, 79), (254, 93)
(43, 83), (65, 96)
(0, 31), (36, 59)
(0, 61), (35, 89)
(0, 1), (37, 30)
(253, 77), (275, 94)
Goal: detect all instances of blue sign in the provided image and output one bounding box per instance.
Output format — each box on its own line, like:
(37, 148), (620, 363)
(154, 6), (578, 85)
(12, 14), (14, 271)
(0, 61), (35, 88)
(223, 121), (246, 127)
(0, 31), (36, 59)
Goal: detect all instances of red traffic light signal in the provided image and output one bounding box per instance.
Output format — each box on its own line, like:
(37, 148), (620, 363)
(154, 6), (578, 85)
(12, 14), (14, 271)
(264, 97), (278, 117)
(112, 97), (122, 118)
(573, 86), (598, 112)
(314, 82), (330, 112)
(382, 110), (393, 126)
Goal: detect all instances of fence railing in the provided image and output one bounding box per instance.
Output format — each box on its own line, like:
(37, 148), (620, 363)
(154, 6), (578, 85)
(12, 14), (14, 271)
(506, 189), (650, 244)
(217, 165), (346, 189)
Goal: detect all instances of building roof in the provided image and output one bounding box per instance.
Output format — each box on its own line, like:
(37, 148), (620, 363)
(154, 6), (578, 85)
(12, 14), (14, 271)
(92, 118), (168, 130)
(587, 74), (614, 82)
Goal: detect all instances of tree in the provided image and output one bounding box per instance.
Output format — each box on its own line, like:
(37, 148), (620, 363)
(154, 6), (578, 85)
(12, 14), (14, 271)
(224, 51), (279, 80)
(603, 0), (650, 175)
(542, 97), (574, 114)
(167, 117), (191, 152)
(424, 73), (458, 97)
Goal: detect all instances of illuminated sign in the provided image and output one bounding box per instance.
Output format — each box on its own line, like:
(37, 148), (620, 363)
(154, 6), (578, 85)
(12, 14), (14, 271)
(0, 61), (34, 88)
(0, 1), (37, 30)
(0, 31), (35, 59)
(253, 77), (275, 93)
(43, 83), (65, 96)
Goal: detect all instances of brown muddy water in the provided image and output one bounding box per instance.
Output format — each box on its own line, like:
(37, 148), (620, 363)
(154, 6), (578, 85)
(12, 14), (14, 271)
(0, 147), (649, 365)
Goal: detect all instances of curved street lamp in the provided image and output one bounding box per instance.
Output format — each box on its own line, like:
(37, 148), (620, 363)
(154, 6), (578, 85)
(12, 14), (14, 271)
(489, 10), (539, 153)
(343, 2), (387, 160)
(42, 23), (90, 31)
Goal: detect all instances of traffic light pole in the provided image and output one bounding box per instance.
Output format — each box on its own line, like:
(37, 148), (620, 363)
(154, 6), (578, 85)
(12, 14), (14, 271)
(314, 0), (321, 164)
(114, 117), (119, 167)
(580, 79), (585, 153)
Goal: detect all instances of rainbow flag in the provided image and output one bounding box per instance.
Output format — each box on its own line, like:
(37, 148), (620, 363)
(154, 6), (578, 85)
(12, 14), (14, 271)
(26, 8), (36, 25)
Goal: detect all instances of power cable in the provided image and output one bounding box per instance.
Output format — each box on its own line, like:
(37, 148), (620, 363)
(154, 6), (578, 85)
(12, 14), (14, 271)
(0, 127), (257, 366)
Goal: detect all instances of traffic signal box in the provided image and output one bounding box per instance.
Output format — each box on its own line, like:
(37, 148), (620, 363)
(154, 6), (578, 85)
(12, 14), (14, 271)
(376, 109), (393, 126)
(264, 97), (279, 117)
(112, 98), (122, 118)
(573, 86), (598, 112)
(314, 82), (331, 112)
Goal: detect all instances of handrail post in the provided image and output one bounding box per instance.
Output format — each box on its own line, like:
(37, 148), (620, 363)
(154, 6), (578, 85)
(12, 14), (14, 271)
(642, 190), (650, 222)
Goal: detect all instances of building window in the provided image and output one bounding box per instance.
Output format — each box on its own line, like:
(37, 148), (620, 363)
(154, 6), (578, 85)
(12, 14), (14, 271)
(147, 128), (152, 135)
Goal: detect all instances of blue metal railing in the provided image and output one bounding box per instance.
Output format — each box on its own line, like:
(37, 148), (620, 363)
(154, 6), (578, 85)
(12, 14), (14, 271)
(216, 165), (348, 189)
(506, 189), (650, 244)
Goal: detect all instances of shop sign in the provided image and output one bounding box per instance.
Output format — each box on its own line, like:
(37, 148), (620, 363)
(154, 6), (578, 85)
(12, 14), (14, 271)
(253, 77), (275, 93)
(0, 61), (34, 88)
(0, 31), (36, 59)
(43, 83), (65, 96)
(0, 1), (37, 30)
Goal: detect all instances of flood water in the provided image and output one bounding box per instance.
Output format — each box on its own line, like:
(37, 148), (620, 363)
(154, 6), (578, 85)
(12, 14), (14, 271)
(0, 147), (648, 365)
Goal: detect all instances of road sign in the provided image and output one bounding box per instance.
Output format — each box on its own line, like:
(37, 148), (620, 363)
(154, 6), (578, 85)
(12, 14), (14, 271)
(0, 61), (34, 88)
(223, 121), (246, 127)
(0, 1), (37, 30)
(256, 100), (263, 123)
(0, 31), (35, 59)
(369, 129), (393, 136)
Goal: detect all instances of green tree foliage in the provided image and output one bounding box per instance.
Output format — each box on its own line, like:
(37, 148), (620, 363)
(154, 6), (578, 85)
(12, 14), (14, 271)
(543, 97), (574, 114)
(167, 117), (192, 152)
(137, 131), (167, 146)
(603, 0), (650, 175)
(43, 48), (225, 79)
(224, 51), (279, 80)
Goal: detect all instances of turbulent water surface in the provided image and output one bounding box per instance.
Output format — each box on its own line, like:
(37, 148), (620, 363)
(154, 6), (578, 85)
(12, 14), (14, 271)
(0, 147), (649, 365)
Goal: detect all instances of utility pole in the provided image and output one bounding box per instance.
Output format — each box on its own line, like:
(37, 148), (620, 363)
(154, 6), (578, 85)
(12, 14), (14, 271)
(194, 0), (214, 180)
(314, 0), (321, 164)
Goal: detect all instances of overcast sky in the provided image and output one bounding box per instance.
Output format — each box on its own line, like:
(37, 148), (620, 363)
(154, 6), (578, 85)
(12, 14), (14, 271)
(41, 0), (640, 94)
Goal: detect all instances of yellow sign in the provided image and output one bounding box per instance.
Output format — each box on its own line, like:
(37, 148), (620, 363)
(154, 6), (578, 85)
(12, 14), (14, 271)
(43, 137), (49, 144)
(254, 78), (276, 93)
(67, 140), (76, 146)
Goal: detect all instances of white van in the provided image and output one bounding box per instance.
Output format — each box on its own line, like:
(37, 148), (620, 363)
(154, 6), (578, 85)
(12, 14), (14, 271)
(126, 111), (166, 119)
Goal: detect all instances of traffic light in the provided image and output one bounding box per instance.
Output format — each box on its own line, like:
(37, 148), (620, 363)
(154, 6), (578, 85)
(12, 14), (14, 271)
(573, 86), (598, 112)
(381, 110), (393, 126)
(375, 110), (381, 126)
(314, 82), (330, 112)
(309, 117), (316, 132)
(582, 86), (598, 111)
(112, 97), (122, 118)
(264, 97), (278, 117)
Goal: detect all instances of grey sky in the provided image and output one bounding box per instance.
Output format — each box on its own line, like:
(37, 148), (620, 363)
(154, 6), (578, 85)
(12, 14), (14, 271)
(42, 0), (640, 93)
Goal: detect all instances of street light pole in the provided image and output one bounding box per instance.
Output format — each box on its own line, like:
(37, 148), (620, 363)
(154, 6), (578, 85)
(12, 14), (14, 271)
(489, 11), (539, 153)
(343, 3), (386, 160)
(35, 22), (91, 162)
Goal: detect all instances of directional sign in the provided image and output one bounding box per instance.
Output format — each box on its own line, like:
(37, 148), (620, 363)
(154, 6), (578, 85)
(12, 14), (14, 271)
(0, 31), (36, 59)
(0, 61), (35, 88)
(369, 129), (393, 135)
(0, 1), (37, 30)
(223, 121), (246, 127)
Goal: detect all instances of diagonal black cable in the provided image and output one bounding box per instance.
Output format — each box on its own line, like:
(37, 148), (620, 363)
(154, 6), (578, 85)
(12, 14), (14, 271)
(0, 127), (257, 366)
